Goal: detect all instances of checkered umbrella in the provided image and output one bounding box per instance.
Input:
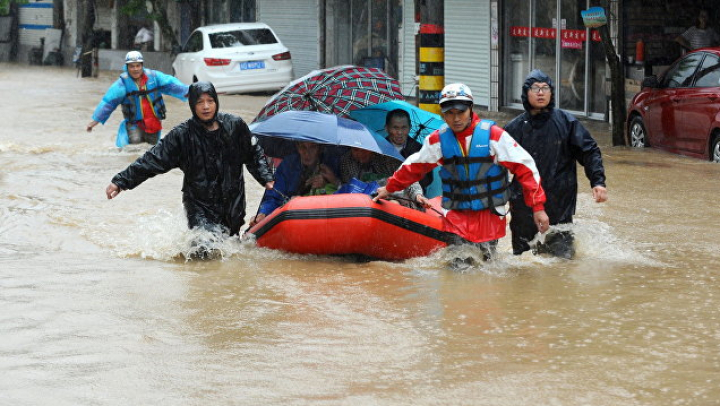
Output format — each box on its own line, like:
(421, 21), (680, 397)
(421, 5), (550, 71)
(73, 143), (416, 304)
(253, 65), (404, 123)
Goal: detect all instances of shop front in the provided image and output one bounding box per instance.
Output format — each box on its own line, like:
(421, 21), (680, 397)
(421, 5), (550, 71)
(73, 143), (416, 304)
(503, 0), (607, 118)
(325, 0), (403, 80)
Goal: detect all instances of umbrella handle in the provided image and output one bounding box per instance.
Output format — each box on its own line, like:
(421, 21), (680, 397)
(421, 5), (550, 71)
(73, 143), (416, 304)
(415, 125), (425, 141)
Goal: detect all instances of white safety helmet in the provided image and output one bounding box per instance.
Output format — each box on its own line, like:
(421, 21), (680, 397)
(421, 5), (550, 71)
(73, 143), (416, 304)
(439, 83), (473, 105)
(439, 83), (473, 113)
(125, 50), (144, 64)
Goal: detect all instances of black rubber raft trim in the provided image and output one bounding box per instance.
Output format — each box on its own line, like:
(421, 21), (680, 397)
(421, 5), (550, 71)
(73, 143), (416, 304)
(252, 206), (458, 244)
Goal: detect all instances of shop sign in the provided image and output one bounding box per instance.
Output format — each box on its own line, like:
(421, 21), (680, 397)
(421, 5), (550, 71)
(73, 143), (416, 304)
(581, 7), (607, 28)
(511, 26), (601, 43)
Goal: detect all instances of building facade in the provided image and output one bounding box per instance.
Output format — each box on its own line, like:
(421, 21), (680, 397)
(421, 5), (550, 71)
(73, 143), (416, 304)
(257, 0), (613, 119)
(10, 0), (715, 121)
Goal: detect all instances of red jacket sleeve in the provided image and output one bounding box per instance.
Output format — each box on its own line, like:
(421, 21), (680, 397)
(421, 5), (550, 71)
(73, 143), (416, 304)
(489, 125), (546, 212)
(385, 131), (442, 193)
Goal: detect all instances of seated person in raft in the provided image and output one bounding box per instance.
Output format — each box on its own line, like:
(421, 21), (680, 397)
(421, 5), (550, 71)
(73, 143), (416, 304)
(384, 109), (434, 194)
(249, 141), (341, 227)
(339, 147), (430, 209)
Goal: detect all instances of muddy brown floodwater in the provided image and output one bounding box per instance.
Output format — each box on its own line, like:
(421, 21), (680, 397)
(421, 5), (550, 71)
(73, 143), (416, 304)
(2, 63), (720, 405)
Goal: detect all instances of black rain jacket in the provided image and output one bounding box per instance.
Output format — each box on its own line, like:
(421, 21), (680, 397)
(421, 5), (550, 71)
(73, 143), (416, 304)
(504, 69), (606, 252)
(111, 82), (273, 235)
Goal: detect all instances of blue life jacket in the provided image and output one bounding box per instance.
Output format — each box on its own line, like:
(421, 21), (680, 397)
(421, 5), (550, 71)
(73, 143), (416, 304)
(119, 70), (167, 123)
(438, 120), (510, 212)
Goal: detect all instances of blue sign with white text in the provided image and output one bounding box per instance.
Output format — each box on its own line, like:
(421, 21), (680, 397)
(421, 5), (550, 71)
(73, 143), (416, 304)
(581, 7), (607, 28)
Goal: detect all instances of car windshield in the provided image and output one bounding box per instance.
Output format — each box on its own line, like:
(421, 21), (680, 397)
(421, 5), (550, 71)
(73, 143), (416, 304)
(209, 29), (278, 49)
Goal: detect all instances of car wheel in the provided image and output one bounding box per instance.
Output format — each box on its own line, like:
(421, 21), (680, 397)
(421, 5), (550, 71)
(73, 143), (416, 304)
(711, 134), (720, 163)
(629, 116), (648, 148)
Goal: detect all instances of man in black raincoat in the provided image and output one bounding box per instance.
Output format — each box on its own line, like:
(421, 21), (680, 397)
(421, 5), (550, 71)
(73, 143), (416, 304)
(105, 81), (275, 236)
(504, 70), (607, 259)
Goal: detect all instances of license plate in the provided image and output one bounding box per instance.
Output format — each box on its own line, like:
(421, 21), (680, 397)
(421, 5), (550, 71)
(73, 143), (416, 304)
(240, 61), (265, 70)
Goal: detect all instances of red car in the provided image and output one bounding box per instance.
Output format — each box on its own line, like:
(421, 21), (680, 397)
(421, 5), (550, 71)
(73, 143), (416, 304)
(626, 47), (720, 162)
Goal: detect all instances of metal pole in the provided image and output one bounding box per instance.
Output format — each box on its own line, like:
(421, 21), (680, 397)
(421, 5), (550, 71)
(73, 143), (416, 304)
(418, 24), (444, 114)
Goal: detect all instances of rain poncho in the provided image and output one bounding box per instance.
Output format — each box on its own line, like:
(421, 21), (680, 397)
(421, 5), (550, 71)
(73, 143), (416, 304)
(110, 82), (273, 235)
(504, 69), (606, 255)
(91, 67), (188, 147)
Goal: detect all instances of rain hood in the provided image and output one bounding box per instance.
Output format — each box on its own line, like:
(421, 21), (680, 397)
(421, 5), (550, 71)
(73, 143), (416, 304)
(521, 69), (556, 112)
(189, 81), (219, 125)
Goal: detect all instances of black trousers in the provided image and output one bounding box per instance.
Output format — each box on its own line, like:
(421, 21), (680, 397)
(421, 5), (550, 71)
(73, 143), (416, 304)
(510, 205), (575, 259)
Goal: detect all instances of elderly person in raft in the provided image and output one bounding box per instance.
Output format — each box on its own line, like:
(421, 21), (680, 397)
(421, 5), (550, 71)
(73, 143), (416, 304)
(340, 146), (430, 209)
(249, 141), (341, 227)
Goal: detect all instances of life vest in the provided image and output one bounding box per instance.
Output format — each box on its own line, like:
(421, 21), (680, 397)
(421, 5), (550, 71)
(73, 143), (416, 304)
(119, 69), (167, 123)
(438, 120), (510, 212)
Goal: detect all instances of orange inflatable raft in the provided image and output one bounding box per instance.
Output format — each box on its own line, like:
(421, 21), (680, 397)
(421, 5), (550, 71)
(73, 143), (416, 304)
(246, 193), (456, 261)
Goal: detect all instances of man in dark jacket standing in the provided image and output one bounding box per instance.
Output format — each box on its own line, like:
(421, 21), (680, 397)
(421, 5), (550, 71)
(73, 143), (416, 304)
(105, 81), (274, 236)
(504, 70), (607, 259)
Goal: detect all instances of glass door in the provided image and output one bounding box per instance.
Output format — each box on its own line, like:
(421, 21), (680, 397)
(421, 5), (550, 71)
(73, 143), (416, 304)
(532, 0), (558, 87)
(503, 0), (607, 117)
(505, 0), (531, 105)
(587, 15), (607, 117)
(558, 0), (586, 112)
(350, 0), (400, 77)
(332, 0), (399, 78)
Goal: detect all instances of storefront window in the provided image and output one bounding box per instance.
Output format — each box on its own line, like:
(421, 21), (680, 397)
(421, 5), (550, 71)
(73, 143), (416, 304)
(504, 0), (606, 117)
(533, 0), (558, 82)
(352, 1), (389, 71)
(559, 0), (585, 112)
(330, 0), (399, 78)
(588, 35), (607, 116)
(505, 0), (531, 104)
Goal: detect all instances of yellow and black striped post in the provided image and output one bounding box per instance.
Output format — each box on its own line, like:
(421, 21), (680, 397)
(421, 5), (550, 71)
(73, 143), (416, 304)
(419, 24), (444, 114)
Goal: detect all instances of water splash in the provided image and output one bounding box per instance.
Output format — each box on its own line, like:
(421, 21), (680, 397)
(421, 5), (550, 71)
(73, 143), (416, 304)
(81, 208), (244, 262)
(403, 204), (663, 275)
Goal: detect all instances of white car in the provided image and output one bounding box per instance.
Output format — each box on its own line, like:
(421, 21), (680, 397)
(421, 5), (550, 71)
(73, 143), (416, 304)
(172, 22), (293, 94)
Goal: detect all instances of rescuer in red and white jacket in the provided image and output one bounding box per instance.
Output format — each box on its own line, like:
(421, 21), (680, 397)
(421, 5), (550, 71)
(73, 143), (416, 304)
(373, 83), (550, 250)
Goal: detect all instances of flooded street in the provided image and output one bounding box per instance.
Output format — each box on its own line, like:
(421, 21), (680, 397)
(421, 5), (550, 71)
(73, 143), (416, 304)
(2, 63), (720, 405)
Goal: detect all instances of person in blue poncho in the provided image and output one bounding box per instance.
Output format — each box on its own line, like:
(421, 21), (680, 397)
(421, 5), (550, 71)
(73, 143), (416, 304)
(86, 51), (189, 147)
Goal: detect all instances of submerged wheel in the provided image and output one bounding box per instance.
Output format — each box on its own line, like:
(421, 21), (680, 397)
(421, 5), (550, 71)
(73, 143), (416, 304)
(711, 134), (720, 163)
(629, 116), (648, 148)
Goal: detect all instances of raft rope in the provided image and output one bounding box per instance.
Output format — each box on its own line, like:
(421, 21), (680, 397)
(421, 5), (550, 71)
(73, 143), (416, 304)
(371, 193), (444, 217)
